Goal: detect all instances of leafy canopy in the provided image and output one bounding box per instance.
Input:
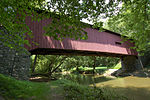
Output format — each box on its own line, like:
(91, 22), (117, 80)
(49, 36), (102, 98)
(0, 0), (121, 49)
(106, 0), (150, 52)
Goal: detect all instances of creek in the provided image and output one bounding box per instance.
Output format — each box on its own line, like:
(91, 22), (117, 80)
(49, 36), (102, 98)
(58, 73), (150, 100)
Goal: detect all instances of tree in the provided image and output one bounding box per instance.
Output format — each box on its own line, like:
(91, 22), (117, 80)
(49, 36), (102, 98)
(31, 55), (68, 78)
(105, 0), (150, 52)
(31, 55), (119, 76)
(0, 0), (121, 49)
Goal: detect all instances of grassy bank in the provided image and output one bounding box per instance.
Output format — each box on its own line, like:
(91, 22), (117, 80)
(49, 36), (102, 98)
(70, 64), (121, 74)
(0, 74), (128, 100)
(71, 66), (108, 71)
(0, 74), (50, 100)
(112, 62), (121, 69)
(71, 66), (108, 74)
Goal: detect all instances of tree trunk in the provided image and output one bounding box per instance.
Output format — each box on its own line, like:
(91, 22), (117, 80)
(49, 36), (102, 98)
(48, 56), (67, 79)
(32, 55), (37, 73)
(93, 56), (96, 74)
(48, 56), (59, 76)
(51, 57), (67, 73)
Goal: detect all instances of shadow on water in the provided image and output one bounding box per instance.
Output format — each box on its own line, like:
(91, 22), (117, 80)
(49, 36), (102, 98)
(58, 74), (114, 85)
(100, 86), (150, 100)
(57, 73), (150, 100)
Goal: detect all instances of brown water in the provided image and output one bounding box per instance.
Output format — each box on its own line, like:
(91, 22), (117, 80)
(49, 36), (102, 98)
(61, 74), (150, 100)
(94, 76), (150, 100)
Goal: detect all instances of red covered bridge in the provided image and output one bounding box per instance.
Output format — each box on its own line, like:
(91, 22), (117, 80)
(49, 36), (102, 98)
(25, 16), (137, 57)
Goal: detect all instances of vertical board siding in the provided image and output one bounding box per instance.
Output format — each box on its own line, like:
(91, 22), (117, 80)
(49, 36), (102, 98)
(25, 16), (137, 56)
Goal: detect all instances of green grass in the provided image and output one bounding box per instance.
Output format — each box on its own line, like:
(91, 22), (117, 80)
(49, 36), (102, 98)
(71, 66), (107, 71)
(70, 66), (108, 74)
(95, 67), (108, 70)
(0, 74), (50, 100)
(112, 62), (121, 69)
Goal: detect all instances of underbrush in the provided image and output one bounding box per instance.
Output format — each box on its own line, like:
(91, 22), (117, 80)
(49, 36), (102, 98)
(51, 79), (128, 100)
(0, 74), (50, 100)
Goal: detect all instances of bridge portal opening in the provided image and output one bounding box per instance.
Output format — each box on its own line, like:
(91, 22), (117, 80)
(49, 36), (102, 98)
(30, 54), (121, 79)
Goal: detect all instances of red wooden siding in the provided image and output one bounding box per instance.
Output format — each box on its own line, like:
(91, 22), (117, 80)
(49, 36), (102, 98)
(25, 16), (137, 56)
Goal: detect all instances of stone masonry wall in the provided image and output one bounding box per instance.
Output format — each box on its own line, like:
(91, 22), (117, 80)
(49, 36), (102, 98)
(0, 44), (31, 80)
(112, 56), (143, 76)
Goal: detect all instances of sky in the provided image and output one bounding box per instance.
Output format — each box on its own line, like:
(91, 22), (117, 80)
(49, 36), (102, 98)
(45, 0), (122, 25)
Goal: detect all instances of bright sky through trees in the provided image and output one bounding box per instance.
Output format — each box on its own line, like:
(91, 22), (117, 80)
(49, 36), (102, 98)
(45, 0), (122, 25)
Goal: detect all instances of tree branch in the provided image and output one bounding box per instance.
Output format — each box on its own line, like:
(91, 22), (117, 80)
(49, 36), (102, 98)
(51, 56), (68, 73)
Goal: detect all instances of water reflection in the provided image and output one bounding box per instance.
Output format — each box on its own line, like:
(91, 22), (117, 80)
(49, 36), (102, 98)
(59, 74), (114, 85)
(57, 74), (150, 100)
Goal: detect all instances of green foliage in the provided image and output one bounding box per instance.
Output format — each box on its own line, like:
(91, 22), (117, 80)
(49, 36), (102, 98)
(31, 55), (120, 74)
(0, 0), (36, 49)
(0, 74), (50, 100)
(62, 56), (119, 71)
(64, 82), (104, 100)
(95, 57), (120, 67)
(31, 55), (119, 75)
(106, 0), (150, 52)
(0, 0), (122, 49)
(62, 56), (94, 70)
(31, 55), (67, 74)
(40, 0), (120, 40)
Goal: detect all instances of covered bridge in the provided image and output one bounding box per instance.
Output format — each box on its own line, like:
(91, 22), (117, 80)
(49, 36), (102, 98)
(25, 16), (137, 57)
(24, 16), (143, 76)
